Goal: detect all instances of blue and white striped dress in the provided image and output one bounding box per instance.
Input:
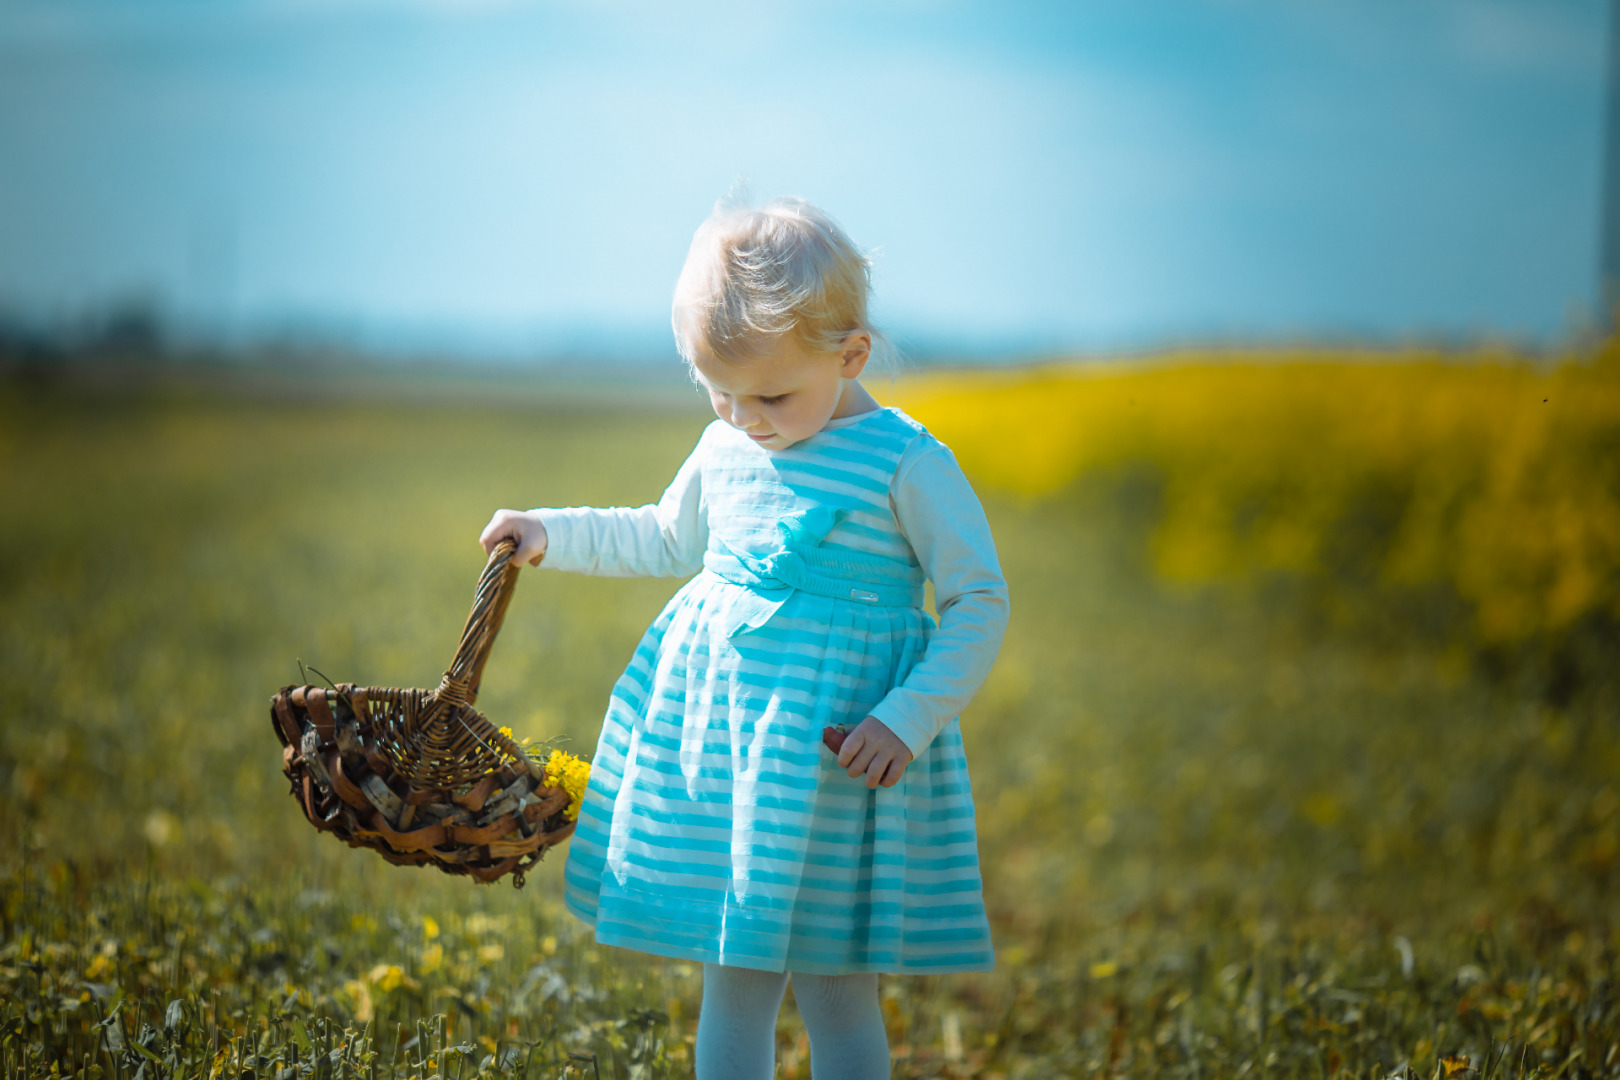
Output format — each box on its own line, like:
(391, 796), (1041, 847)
(543, 406), (1003, 975)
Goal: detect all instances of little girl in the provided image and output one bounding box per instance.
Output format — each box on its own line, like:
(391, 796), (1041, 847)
(480, 197), (1009, 1080)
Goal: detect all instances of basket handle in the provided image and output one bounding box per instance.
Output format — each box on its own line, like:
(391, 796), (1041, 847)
(434, 538), (522, 710)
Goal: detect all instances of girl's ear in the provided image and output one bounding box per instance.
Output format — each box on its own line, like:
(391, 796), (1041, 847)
(839, 331), (872, 378)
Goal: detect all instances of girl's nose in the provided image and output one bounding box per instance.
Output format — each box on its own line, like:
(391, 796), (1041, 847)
(731, 402), (761, 429)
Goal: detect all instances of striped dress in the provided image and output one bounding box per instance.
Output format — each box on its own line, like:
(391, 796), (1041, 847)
(551, 406), (1001, 975)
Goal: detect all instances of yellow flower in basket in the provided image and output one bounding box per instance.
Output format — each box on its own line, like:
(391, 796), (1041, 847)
(543, 750), (591, 822)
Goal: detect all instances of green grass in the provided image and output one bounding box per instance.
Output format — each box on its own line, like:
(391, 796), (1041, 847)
(0, 377), (1615, 1079)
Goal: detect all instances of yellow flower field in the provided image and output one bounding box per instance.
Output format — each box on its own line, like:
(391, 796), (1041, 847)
(0, 346), (1615, 1078)
(899, 342), (1620, 650)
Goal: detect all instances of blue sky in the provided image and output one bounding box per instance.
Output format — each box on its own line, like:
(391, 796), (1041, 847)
(0, 0), (1607, 361)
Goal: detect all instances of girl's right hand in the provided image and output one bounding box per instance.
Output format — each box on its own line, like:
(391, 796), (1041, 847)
(480, 509), (548, 567)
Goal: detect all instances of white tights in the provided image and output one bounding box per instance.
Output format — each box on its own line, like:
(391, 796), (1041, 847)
(694, 962), (890, 1080)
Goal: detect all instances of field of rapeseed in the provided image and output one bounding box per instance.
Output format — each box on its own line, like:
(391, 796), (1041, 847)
(900, 342), (1620, 662)
(1, 343), (1616, 1078)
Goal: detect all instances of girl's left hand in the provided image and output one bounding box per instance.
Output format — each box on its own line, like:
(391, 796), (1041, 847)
(836, 717), (914, 789)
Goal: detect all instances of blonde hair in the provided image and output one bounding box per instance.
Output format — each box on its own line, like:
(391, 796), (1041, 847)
(672, 195), (885, 367)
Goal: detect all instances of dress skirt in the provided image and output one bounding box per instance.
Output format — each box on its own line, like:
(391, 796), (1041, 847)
(561, 570), (995, 975)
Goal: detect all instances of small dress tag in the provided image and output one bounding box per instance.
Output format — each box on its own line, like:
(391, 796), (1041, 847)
(850, 589), (880, 603)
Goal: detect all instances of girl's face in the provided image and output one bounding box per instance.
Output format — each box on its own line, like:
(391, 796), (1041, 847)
(690, 332), (871, 451)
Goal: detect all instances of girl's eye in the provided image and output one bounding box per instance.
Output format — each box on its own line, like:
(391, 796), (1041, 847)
(759, 394), (789, 406)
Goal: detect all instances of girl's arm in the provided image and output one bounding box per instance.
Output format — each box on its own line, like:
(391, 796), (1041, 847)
(480, 432), (709, 578)
(866, 437), (1010, 758)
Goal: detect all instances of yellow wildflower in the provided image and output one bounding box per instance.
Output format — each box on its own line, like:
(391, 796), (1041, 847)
(544, 750), (591, 821)
(368, 964), (405, 992)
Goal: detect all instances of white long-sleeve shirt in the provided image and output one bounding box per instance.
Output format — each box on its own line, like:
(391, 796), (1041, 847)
(533, 412), (1010, 757)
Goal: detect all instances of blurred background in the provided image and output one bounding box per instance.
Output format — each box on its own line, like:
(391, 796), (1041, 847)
(2, 3), (1618, 1077)
(0, 0), (1610, 362)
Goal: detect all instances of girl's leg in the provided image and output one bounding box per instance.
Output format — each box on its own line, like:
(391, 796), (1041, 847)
(790, 972), (890, 1080)
(696, 962), (789, 1080)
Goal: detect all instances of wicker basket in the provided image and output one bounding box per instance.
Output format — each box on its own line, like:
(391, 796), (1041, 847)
(270, 539), (575, 886)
